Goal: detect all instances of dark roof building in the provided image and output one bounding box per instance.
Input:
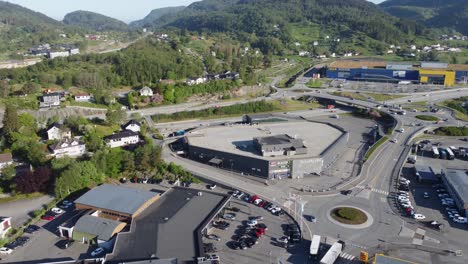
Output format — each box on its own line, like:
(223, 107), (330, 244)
(73, 214), (126, 242)
(105, 187), (230, 263)
(414, 164), (439, 183)
(254, 134), (307, 157)
(442, 169), (468, 214)
(74, 184), (160, 221)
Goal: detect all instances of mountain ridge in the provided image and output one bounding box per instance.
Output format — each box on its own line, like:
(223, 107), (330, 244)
(63, 10), (128, 32)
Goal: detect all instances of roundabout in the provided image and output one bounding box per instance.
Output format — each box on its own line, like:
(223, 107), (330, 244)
(327, 205), (374, 229)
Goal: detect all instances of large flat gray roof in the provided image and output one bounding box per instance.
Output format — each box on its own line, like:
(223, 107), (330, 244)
(74, 184), (159, 215)
(187, 121), (342, 159)
(444, 169), (468, 204)
(106, 187), (230, 263)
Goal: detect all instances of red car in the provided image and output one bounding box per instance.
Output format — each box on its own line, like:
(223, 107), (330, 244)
(42, 215), (55, 221)
(255, 227), (266, 238)
(249, 195), (259, 203)
(258, 201), (265, 207)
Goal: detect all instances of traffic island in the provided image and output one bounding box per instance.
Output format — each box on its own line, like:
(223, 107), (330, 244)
(327, 206), (374, 229)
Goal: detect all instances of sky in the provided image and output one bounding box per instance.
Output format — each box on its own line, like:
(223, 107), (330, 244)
(5, 0), (385, 23)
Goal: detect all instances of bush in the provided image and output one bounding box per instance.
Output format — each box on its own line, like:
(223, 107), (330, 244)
(434, 126), (468, 136)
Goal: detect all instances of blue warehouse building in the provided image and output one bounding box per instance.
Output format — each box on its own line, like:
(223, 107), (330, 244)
(326, 60), (468, 86)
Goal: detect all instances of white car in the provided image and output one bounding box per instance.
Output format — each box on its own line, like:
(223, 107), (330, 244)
(453, 217), (468, 224)
(246, 220), (258, 227)
(271, 207), (281, 213)
(51, 207), (64, 214)
(390, 139), (398, 143)
(91, 247), (105, 257)
(0, 247), (13, 254)
(253, 199), (263, 205)
(413, 214), (426, 220)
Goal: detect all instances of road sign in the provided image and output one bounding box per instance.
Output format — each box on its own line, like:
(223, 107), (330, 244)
(360, 251), (369, 262)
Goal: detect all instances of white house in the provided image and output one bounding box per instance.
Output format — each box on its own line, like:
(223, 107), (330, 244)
(0, 153), (13, 170)
(48, 51), (70, 59)
(138, 86), (153, 97)
(69, 48), (80, 55)
(0, 217), (12, 238)
(298, 51), (310, 57)
(74, 93), (92, 102)
(40, 93), (61, 108)
(187, 77), (207, 86)
(49, 138), (86, 158)
(105, 131), (140, 148)
(123, 120), (141, 133)
(47, 123), (71, 141)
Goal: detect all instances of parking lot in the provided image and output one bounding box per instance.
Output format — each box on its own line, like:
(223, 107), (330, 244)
(204, 191), (306, 264)
(392, 137), (468, 232)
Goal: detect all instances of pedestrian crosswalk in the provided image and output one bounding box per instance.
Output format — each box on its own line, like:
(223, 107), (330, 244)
(340, 252), (356, 262)
(355, 185), (389, 196)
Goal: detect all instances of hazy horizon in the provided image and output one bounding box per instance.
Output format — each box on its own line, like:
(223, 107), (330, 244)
(4, 0), (385, 23)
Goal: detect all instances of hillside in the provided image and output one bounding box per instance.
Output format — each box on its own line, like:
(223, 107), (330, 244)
(63, 10), (128, 32)
(380, 0), (468, 34)
(130, 6), (185, 28)
(147, 0), (427, 53)
(0, 1), (63, 55)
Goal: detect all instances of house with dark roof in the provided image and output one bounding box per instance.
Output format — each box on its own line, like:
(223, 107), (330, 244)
(104, 130), (140, 148)
(123, 120), (141, 133)
(49, 138), (86, 158)
(74, 93), (92, 102)
(47, 123), (71, 141)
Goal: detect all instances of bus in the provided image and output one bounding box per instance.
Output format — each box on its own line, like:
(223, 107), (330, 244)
(310, 235), (321, 259)
(320, 241), (343, 264)
(445, 148), (455, 160)
(432, 147), (439, 158)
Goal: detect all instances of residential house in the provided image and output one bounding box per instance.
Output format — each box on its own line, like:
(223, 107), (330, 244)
(138, 86), (154, 97)
(298, 51), (310, 57)
(123, 120), (141, 133)
(69, 48), (80, 55)
(104, 131), (140, 148)
(47, 123), (72, 141)
(0, 153), (13, 170)
(48, 51), (70, 59)
(187, 77), (207, 86)
(0, 217), (12, 238)
(49, 138), (86, 158)
(74, 93), (92, 102)
(40, 93), (61, 108)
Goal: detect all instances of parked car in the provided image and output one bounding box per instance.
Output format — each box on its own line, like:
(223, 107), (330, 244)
(256, 223), (268, 230)
(0, 247), (13, 254)
(223, 213), (236, 220)
(453, 217), (468, 224)
(208, 184), (217, 190)
(206, 234), (221, 241)
(56, 239), (74, 249)
(24, 225), (40, 234)
(51, 207), (65, 214)
(277, 236), (289, 244)
(229, 207), (240, 212)
(91, 247), (105, 257)
(41, 214), (55, 221)
(246, 220), (258, 227)
(340, 190), (352, 195)
(251, 216), (263, 221)
(413, 214), (426, 220)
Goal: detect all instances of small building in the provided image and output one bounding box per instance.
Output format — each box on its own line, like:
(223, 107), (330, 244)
(49, 138), (86, 158)
(0, 217), (12, 238)
(72, 214), (126, 245)
(74, 93), (91, 102)
(138, 86), (153, 97)
(69, 48), (80, 55)
(40, 93), (61, 108)
(253, 134), (307, 157)
(47, 123), (71, 141)
(187, 77), (207, 86)
(442, 169), (468, 216)
(104, 130), (140, 148)
(0, 153), (13, 170)
(414, 164), (440, 183)
(48, 51), (70, 59)
(122, 120), (141, 133)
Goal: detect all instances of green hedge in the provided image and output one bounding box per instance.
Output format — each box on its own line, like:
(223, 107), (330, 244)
(364, 136), (389, 162)
(415, 115), (439, 121)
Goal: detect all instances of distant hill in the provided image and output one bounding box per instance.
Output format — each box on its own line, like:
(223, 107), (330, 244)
(146, 0), (427, 50)
(0, 1), (63, 54)
(63, 10), (128, 32)
(130, 6), (185, 28)
(380, 0), (468, 34)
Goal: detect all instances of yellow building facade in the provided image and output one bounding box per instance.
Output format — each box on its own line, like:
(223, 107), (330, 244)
(419, 69), (456, 86)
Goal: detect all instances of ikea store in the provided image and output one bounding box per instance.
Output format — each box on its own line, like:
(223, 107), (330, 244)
(326, 60), (468, 86)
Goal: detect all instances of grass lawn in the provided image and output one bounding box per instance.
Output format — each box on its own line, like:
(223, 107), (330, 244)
(270, 98), (322, 112)
(306, 79), (324, 88)
(364, 136), (389, 161)
(331, 207), (368, 225)
(94, 124), (120, 137)
(415, 115), (440, 121)
(438, 99), (468, 122)
(363, 93), (406, 101)
(331, 91), (367, 101)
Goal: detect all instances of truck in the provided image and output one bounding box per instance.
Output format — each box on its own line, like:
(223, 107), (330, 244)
(310, 235), (321, 260)
(320, 241), (343, 264)
(432, 147), (440, 159)
(445, 148), (455, 160)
